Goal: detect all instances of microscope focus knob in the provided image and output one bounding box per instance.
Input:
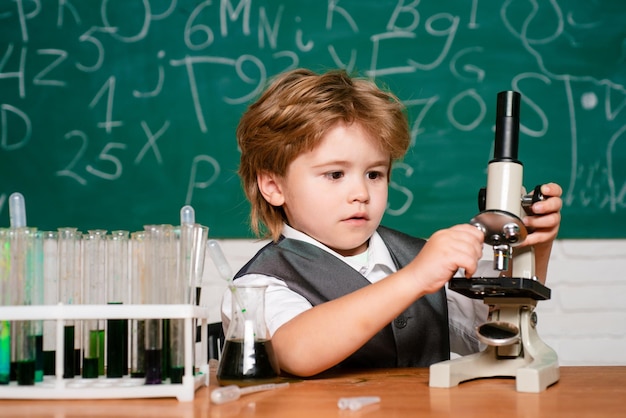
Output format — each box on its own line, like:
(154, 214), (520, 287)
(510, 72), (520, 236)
(470, 209), (528, 246)
(522, 185), (546, 215)
(503, 222), (521, 243)
(478, 187), (487, 212)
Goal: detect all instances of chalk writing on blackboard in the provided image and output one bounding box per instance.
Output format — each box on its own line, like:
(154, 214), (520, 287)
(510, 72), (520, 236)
(0, 0), (624, 238)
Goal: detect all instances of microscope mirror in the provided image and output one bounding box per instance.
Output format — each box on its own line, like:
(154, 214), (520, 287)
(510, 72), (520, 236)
(476, 321), (520, 347)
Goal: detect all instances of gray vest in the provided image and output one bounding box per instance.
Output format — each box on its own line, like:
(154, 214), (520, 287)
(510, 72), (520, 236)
(234, 226), (450, 369)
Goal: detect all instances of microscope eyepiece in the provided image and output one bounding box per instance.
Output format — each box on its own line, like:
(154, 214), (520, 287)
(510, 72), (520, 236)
(497, 91), (520, 118)
(493, 91), (521, 163)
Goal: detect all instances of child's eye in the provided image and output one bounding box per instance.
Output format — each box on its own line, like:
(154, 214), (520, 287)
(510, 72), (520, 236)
(367, 171), (384, 180)
(325, 171), (344, 180)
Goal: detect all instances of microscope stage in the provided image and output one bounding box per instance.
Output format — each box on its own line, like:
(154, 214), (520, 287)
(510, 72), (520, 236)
(448, 277), (551, 300)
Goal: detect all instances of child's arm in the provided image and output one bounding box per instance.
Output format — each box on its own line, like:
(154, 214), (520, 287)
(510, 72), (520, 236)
(272, 224), (485, 377)
(520, 182), (563, 282)
(272, 183), (562, 377)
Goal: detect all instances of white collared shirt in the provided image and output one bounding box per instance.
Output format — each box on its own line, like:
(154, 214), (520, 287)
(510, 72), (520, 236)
(220, 224), (489, 356)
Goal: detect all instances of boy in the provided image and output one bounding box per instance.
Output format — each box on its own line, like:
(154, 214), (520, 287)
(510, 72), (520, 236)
(221, 68), (562, 377)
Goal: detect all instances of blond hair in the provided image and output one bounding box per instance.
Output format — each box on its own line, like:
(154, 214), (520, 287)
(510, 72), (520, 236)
(237, 68), (410, 241)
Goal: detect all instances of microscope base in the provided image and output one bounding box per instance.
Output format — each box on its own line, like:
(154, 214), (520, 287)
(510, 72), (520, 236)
(429, 303), (559, 393)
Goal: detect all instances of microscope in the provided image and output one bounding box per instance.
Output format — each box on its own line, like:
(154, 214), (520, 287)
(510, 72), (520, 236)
(429, 91), (560, 393)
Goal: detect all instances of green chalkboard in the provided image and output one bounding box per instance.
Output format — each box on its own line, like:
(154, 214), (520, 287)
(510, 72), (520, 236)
(1, 0), (625, 238)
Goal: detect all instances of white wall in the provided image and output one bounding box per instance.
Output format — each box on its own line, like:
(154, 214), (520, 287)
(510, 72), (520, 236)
(201, 238), (626, 366)
(535, 239), (626, 366)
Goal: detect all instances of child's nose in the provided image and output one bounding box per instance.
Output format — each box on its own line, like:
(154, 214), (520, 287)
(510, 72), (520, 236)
(349, 179), (370, 203)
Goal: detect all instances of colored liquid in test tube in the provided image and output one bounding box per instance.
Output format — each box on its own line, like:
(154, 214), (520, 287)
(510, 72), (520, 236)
(0, 229), (10, 385)
(82, 230), (106, 378)
(10, 227), (38, 385)
(58, 227), (80, 378)
(0, 320), (8, 385)
(107, 231), (129, 378)
(31, 231), (44, 382)
(8, 194), (37, 385)
(143, 225), (167, 384)
(42, 231), (58, 376)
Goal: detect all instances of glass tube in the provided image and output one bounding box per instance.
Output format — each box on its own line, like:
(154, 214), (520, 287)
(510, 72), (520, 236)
(177, 223), (209, 305)
(106, 230), (129, 378)
(169, 223), (209, 383)
(73, 232), (83, 376)
(82, 230), (106, 378)
(30, 231), (44, 382)
(191, 225), (209, 304)
(143, 225), (163, 384)
(0, 229), (10, 385)
(129, 231), (145, 378)
(42, 231), (58, 376)
(188, 225), (209, 380)
(169, 225), (190, 384)
(10, 227), (37, 385)
(161, 225), (176, 382)
(58, 227), (79, 378)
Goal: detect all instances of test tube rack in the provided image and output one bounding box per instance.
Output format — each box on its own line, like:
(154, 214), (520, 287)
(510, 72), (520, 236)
(0, 303), (210, 402)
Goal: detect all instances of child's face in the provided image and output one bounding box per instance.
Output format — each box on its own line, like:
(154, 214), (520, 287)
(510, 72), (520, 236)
(270, 122), (390, 256)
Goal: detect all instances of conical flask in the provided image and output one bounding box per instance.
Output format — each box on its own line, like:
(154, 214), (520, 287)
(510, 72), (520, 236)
(216, 284), (279, 386)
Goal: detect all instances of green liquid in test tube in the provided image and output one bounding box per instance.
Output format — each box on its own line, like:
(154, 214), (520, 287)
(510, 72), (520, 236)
(0, 229), (10, 385)
(82, 230), (106, 378)
(0, 320), (8, 385)
(31, 231), (44, 382)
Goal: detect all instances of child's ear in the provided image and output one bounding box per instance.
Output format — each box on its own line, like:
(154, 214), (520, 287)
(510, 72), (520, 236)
(257, 171), (285, 206)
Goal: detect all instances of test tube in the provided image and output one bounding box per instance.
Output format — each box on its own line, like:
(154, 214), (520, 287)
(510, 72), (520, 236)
(30, 231), (44, 382)
(10, 227), (37, 385)
(82, 230), (106, 378)
(179, 205), (197, 305)
(169, 220), (208, 383)
(176, 224), (194, 305)
(0, 229), (10, 385)
(169, 225), (188, 384)
(106, 230), (129, 378)
(190, 225), (208, 373)
(191, 225), (209, 297)
(73, 231), (83, 376)
(129, 231), (146, 378)
(143, 225), (165, 384)
(161, 225), (176, 382)
(170, 210), (195, 383)
(58, 227), (80, 378)
(41, 231), (58, 376)
(8, 194), (35, 385)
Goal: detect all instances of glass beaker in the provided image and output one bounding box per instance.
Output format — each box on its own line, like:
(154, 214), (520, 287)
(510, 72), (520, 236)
(216, 284), (279, 386)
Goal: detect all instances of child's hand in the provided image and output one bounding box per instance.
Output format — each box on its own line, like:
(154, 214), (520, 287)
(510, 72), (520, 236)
(409, 224), (485, 294)
(521, 182), (562, 248)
